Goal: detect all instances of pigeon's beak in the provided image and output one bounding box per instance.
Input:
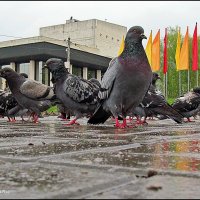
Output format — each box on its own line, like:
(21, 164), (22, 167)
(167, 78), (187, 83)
(140, 33), (147, 39)
(157, 75), (161, 80)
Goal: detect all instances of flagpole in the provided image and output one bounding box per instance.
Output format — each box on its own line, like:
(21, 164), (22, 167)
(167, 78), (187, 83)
(179, 71), (181, 96)
(165, 72), (168, 99)
(188, 70), (190, 92)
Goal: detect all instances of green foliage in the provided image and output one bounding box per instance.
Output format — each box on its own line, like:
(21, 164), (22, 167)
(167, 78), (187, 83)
(167, 97), (176, 105)
(46, 105), (58, 114)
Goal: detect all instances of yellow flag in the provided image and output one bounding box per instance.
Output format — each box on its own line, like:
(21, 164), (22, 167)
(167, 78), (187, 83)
(179, 26), (189, 71)
(118, 36), (125, 56)
(151, 29), (160, 72)
(175, 27), (181, 70)
(145, 30), (152, 66)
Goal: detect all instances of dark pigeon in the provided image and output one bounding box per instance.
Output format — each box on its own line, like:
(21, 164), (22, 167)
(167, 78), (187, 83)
(171, 87), (200, 122)
(0, 89), (18, 121)
(88, 26), (153, 128)
(0, 72), (29, 122)
(43, 58), (100, 125)
(0, 68), (58, 123)
(132, 72), (183, 124)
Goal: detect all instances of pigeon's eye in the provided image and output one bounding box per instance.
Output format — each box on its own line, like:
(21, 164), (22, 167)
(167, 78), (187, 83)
(133, 29), (137, 33)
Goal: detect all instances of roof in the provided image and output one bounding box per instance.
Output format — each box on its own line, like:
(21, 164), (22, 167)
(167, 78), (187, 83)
(0, 40), (111, 70)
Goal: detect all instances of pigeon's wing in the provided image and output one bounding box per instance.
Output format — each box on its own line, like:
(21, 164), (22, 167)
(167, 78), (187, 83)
(98, 57), (118, 100)
(141, 88), (167, 109)
(63, 74), (99, 105)
(20, 80), (55, 100)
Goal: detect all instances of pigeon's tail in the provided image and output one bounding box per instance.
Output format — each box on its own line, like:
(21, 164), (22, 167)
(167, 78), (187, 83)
(182, 104), (200, 118)
(153, 104), (184, 124)
(88, 104), (111, 124)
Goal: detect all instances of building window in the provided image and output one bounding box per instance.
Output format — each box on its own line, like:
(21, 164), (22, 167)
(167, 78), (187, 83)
(15, 63), (30, 75)
(42, 67), (50, 86)
(88, 68), (96, 80)
(35, 61), (43, 83)
(72, 66), (83, 78)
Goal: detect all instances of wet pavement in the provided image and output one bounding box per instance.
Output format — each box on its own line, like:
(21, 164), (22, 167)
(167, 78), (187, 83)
(0, 116), (200, 199)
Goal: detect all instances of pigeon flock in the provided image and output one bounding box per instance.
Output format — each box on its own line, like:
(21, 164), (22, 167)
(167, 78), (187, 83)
(0, 25), (200, 128)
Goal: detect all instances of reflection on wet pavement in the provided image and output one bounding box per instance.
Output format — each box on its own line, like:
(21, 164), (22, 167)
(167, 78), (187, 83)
(0, 116), (200, 198)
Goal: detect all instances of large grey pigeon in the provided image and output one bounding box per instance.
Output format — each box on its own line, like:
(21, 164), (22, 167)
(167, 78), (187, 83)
(43, 58), (100, 125)
(0, 67), (58, 123)
(88, 26), (153, 128)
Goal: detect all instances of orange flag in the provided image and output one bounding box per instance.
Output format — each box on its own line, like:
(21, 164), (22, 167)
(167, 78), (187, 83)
(178, 26), (189, 71)
(151, 29), (160, 72)
(175, 27), (181, 70)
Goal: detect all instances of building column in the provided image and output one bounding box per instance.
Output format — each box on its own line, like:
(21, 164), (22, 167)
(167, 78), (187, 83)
(64, 62), (73, 74)
(83, 67), (88, 80)
(69, 64), (73, 74)
(29, 60), (35, 80)
(10, 62), (16, 70)
(0, 66), (3, 90)
(49, 73), (53, 87)
(96, 70), (101, 81)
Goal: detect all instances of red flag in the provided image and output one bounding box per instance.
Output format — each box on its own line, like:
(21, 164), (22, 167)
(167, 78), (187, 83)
(163, 28), (168, 74)
(192, 23), (198, 71)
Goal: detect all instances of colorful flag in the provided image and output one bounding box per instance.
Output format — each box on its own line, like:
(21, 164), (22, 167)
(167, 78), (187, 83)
(151, 29), (160, 72)
(175, 27), (181, 70)
(118, 35), (125, 56)
(163, 28), (168, 74)
(145, 30), (152, 66)
(179, 26), (189, 71)
(192, 23), (198, 71)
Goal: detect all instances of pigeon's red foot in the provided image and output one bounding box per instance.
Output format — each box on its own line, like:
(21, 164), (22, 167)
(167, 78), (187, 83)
(114, 118), (135, 129)
(136, 119), (148, 125)
(65, 118), (80, 126)
(184, 118), (195, 123)
(7, 117), (16, 122)
(32, 113), (39, 123)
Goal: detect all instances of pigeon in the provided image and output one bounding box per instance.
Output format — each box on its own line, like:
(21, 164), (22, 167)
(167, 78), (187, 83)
(0, 67), (58, 123)
(43, 58), (100, 125)
(88, 26), (153, 128)
(0, 89), (18, 121)
(171, 87), (200, 122)
(0, 72), (29, 122)
(131, 72), (183, 124)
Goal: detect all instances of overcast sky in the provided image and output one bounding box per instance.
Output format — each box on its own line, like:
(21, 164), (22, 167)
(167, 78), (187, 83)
(0, 1), (199, 45)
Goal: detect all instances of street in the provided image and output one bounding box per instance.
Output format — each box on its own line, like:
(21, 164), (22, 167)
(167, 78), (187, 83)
(0, 116), (199, 199)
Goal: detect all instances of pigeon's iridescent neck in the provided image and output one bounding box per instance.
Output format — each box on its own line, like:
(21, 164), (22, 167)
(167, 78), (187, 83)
(51, 67), (68, 82)
(121, 41), (144, 58)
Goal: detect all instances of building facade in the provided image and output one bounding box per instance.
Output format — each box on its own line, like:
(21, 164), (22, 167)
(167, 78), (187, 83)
(0, 19), (127, 89)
